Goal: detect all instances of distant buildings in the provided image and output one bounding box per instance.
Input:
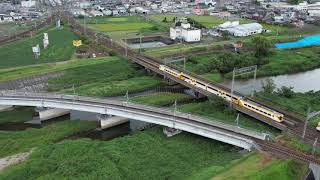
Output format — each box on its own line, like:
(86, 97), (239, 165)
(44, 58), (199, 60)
(170, 18), (201, 42)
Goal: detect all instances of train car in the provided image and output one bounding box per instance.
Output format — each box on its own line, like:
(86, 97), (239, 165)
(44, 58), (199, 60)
(158, 65), (284, 123)
(317, 122), (320, 131)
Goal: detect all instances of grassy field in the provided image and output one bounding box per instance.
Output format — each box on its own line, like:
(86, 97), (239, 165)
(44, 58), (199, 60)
(0, 57), (115, 82)
(47, 56), (164, 97)
(0, 26), (78, 69)
(0, 127), (243, 179)
(255, 46), (320, 77)
(68, 76), (163, 97)
(83, 16), (167, 41)
(178, 101), (279, 134)
(0, 120), (96, 158)
(131, 92), (194, 106)
(0, 107), (34, 124)
(210, 153), (308, 180)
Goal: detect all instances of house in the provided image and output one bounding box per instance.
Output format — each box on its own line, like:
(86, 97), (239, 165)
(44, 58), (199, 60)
(21, 0), (36, 8)
(88, 10), (103, 17)
(170, 19), (201, 42)
(0, 14), (13, 22)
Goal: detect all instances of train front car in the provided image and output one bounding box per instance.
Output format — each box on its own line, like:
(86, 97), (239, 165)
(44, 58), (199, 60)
(238, 99), (284, 123)
(317, 122), (320, 131)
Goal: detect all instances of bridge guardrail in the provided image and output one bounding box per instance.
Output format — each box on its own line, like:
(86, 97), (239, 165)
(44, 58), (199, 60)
(0, 91), (267, 141)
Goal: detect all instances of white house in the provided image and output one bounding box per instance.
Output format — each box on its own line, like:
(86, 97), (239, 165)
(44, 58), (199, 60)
(170, 22), (201, 42)
(21, 0), (36, 8)
(88, 10), (103, 17)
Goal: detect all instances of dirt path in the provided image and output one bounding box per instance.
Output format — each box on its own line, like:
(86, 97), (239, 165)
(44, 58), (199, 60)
(0, 149), (33, 172)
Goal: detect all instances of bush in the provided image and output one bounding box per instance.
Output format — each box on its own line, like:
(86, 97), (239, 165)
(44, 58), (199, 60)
(208, 95), (226, 110)
(277, 86), (294, 98)
(109, 51), (117, 56)
(262, 78), (276, 94)
(252, 36), (272, 57)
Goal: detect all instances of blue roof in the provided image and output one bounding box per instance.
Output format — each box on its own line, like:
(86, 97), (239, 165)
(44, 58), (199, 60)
(275, 35), (320, 49)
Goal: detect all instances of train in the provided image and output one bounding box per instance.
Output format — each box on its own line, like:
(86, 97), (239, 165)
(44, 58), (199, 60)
(317, 122), (320, 131)
(159, 65), (284, 123)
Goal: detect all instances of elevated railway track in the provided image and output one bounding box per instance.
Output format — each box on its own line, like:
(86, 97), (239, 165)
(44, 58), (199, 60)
(62, 13), (319, 144)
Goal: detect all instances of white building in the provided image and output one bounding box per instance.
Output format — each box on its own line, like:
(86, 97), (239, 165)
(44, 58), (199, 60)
(88, 10), (103, 17)
(0, 14), (13, 23)
(219, 22), (263, 37)
(170, 22), (201, 42)
(21, 0), (36, 8)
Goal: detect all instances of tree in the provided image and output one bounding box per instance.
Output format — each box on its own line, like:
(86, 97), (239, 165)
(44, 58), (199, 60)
(277, 86), (294, 98)
(262, 78), (276, 94)
(162, 17), (167, 23)
(288, 0), (302, 5)
(251, 36), (272, 57)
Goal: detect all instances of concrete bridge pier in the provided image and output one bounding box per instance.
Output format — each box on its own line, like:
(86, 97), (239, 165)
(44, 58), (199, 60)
(185, 89), (206, 98)
(0, 105), (13, 112)
(97, 114), (129, 130)
(163, 127), (182, 137)
(36, 107), (70, 121)
(309, 163), (320, 180)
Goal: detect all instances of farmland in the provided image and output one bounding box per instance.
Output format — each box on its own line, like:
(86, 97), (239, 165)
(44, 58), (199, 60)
(0, 26), (78, 69)
(83, 16), (167, 41)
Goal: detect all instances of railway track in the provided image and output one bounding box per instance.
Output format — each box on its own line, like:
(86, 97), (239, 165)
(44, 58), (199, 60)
(62, 13), (319, 144)
(256, 139), (320, 164)
(0, 16), (55, 45)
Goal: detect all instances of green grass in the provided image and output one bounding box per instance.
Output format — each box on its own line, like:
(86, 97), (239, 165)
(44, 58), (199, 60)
(0, 26), (78, 69)
(178, 101), (279, 134)
(68, 76), (163, 97)
(0, 57), (111, 82)
(256, 46), (320, 77)
(211, 153), (308, 180)
(89, 23), (154, 32)
(0, 120), (96, 158)
(280, 134), (320, 156)
(45, 56), (164, 96)
(83, 16), (167, 41)
(0, 107), (34, 124)
(0, 127), (243, 179)
(131, 92), (194, 106)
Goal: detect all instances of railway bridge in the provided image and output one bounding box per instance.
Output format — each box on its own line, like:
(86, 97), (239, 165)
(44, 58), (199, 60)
(0, 92), (267, 151)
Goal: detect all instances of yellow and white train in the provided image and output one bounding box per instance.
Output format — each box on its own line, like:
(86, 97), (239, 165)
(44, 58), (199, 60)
(159, 65), (284, 123)
(317, 122), (320, 131)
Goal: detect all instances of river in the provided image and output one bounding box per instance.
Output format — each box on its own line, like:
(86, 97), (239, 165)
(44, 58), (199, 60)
(221, 68), (320, 95)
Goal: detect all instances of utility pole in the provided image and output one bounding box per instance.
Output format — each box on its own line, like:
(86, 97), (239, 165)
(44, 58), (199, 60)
(125, 33), (128, 57)
(125, 90), (129, 103)
(302, 107), (311, 139)
(251, 65), (257, 97)
(139, 33), (142, 54)
(230, 68), (235, 108)
(235, 113), (240, 127)
(313, 138), (318, 155)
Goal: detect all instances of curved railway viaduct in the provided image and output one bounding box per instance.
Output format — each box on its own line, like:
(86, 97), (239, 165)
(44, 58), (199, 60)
(0, 92), (266, 151)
